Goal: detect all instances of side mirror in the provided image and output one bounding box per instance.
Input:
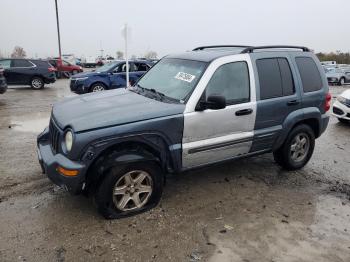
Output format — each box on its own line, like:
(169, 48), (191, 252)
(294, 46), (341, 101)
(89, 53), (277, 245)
(197, 94), (226, 111)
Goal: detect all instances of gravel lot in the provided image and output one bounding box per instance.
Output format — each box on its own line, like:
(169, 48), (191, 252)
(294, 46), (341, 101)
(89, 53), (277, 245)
(0, 79), (349, 262)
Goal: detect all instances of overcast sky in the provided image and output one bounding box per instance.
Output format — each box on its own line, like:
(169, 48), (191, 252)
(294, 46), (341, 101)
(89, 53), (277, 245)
(0, 0), (349, 58)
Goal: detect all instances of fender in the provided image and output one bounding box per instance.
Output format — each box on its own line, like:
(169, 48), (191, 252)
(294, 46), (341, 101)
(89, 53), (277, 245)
(273, 107), (322, 150)
(82, 132), (182, 184)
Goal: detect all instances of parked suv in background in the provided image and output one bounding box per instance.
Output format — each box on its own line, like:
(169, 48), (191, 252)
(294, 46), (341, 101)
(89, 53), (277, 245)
(49, 58), (83, 78)
(325, 67), (350, 85)
(0, 59), (56, 89)
(0, 67), (7, 94)
(70, 60), (153, 93)
(37, 45), (330, 219)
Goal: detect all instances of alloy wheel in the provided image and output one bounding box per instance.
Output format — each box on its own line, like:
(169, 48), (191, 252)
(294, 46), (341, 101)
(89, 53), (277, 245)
(32, 79), (42, 89)
(92, 85), (105, 92)
(290, 133), (310, 162)
(112, 170), (153, 211)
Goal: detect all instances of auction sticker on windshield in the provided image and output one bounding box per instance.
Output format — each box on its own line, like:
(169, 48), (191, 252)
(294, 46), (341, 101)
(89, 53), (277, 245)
(175, 72), (196, 83)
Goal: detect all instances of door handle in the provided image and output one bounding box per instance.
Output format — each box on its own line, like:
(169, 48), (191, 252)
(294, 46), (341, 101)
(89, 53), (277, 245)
(287, 100), (300, 106)
(235, 109), (253, 116)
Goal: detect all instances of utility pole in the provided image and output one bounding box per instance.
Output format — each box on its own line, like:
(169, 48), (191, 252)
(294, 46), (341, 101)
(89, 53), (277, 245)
(54, 0), (62, 58)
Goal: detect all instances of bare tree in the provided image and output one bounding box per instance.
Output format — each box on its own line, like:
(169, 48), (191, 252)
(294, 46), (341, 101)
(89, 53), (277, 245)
(11, 46), (26, 58)
(116, 51), (124, 60)
(144, 51), (158, 59)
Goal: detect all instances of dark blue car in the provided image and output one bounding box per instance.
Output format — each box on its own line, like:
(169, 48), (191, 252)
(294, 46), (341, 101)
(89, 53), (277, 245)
(70, 60), (153, 94)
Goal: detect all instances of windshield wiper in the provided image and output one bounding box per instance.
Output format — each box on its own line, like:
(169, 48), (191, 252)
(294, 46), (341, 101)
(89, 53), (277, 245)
(135, 84), (180, 103)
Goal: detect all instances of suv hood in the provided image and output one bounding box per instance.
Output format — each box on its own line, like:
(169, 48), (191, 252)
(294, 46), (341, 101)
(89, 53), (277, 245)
(72, 71), (105, 78)
(52, 89), (185, 132)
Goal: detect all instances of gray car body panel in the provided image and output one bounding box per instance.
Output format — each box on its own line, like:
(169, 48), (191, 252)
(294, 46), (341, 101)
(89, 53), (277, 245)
(52, 88), (185, 132)
(249, 51), (329, 153)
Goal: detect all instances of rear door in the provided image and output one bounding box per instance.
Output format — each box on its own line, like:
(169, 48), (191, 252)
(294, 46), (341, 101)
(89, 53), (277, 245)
(182, 55), (256, 169)
(250, 53), (301, 152)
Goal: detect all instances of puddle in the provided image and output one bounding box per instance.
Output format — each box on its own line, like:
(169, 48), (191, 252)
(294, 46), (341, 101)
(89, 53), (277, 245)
(9, 114), (49, 133)
(207, 194), (350, 262)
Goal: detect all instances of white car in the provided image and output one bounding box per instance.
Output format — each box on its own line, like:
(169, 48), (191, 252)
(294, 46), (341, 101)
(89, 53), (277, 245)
(332, 89), (350, 123)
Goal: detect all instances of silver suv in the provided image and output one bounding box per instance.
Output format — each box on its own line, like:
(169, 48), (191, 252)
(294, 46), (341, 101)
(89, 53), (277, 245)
(325, 67), (350, 85)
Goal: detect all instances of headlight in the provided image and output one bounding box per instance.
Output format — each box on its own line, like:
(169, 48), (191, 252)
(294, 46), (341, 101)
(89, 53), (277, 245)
(65, 130), (74, 152)
(337, 96), (347, 104)
(73, 77), (88, 81)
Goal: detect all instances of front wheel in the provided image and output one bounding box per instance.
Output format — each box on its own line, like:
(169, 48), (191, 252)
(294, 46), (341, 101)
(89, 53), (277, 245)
(90, 83), (106, 92)
(94, 162), (163, 219)
(339, 77), (345, 86)
(31, 77), (44, 89)
(273, 124), (315, 170)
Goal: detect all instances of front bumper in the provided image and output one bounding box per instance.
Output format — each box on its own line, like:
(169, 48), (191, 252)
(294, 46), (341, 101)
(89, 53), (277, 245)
(37, 127), (86, 194)
(332, 101), (350, 120)
(70, 79), (88, 94)
(327, 77), (339, 84)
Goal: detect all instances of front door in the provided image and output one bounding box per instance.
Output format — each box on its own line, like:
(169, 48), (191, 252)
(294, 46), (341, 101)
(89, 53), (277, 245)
(182, 57), (256, 169)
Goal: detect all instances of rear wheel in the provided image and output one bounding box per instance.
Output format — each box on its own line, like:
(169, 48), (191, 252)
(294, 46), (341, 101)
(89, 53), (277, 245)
(31, 77), (44, 89)
(94, 161), (163, 219)
(90, 83), (106, 92)
(273, 124), (315, 170)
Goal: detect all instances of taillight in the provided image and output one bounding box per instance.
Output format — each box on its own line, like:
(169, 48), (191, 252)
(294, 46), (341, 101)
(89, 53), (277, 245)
(325, 92), (331, 112)
(48, 67), (56, 72)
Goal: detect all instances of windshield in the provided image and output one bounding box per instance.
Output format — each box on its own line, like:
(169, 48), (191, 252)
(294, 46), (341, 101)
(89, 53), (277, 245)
(137, 58), (207, 102)
(325, 68), (336, 73)
(97, 62), (119, 73)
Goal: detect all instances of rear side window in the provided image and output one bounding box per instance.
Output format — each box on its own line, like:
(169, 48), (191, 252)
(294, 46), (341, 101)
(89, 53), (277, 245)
(12, 59), (33, 67)
(295, 57), (322, 92)
(256, 58), (295, 100)
(31, 60), (50, 67)
(0, 60), (11, 69)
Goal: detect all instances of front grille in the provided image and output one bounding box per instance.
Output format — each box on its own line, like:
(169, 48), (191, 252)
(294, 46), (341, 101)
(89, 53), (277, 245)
(49, 119), (61, 154)
(333, 106), (344, 115)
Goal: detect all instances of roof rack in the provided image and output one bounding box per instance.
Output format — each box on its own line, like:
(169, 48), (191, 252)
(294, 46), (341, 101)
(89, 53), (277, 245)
(240, 45), (310, 53)
(193, 45), (251, 51)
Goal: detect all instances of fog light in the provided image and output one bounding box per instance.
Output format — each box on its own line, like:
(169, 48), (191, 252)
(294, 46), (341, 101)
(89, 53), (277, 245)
(57, 166), (79, 177)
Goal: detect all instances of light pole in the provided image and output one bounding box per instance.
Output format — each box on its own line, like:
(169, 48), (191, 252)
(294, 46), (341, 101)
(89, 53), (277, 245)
(55, 0), (62, 58)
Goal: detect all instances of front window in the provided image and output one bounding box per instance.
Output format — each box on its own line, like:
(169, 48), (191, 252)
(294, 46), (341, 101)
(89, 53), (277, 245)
(97, 62), (120, 73)
(137, 58), (207, 102)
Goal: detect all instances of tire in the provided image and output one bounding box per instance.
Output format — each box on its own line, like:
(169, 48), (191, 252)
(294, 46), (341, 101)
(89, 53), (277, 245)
(338, 118), (349, 124)
(31, 77), (44, 89)
(94, 161), (163, 219)
(339, 77), (345, 86)
(273, 124), (315, 170)
(90, 83), (106, 92)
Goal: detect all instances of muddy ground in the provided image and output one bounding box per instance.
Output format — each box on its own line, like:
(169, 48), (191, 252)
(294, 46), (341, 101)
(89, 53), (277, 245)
(0, 80), (349, 262)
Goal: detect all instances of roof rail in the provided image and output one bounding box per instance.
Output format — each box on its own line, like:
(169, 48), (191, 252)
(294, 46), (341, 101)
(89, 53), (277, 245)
(193, 45), (251, 51)
(240, 45), (310, 53)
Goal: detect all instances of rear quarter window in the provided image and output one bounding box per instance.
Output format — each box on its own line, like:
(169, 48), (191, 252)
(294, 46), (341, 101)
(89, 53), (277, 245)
(295, 57), (323, 92)
(31, 60), (51, 68)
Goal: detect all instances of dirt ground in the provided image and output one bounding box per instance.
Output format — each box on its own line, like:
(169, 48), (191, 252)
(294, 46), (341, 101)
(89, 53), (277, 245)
(0, 79), (349, 262)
